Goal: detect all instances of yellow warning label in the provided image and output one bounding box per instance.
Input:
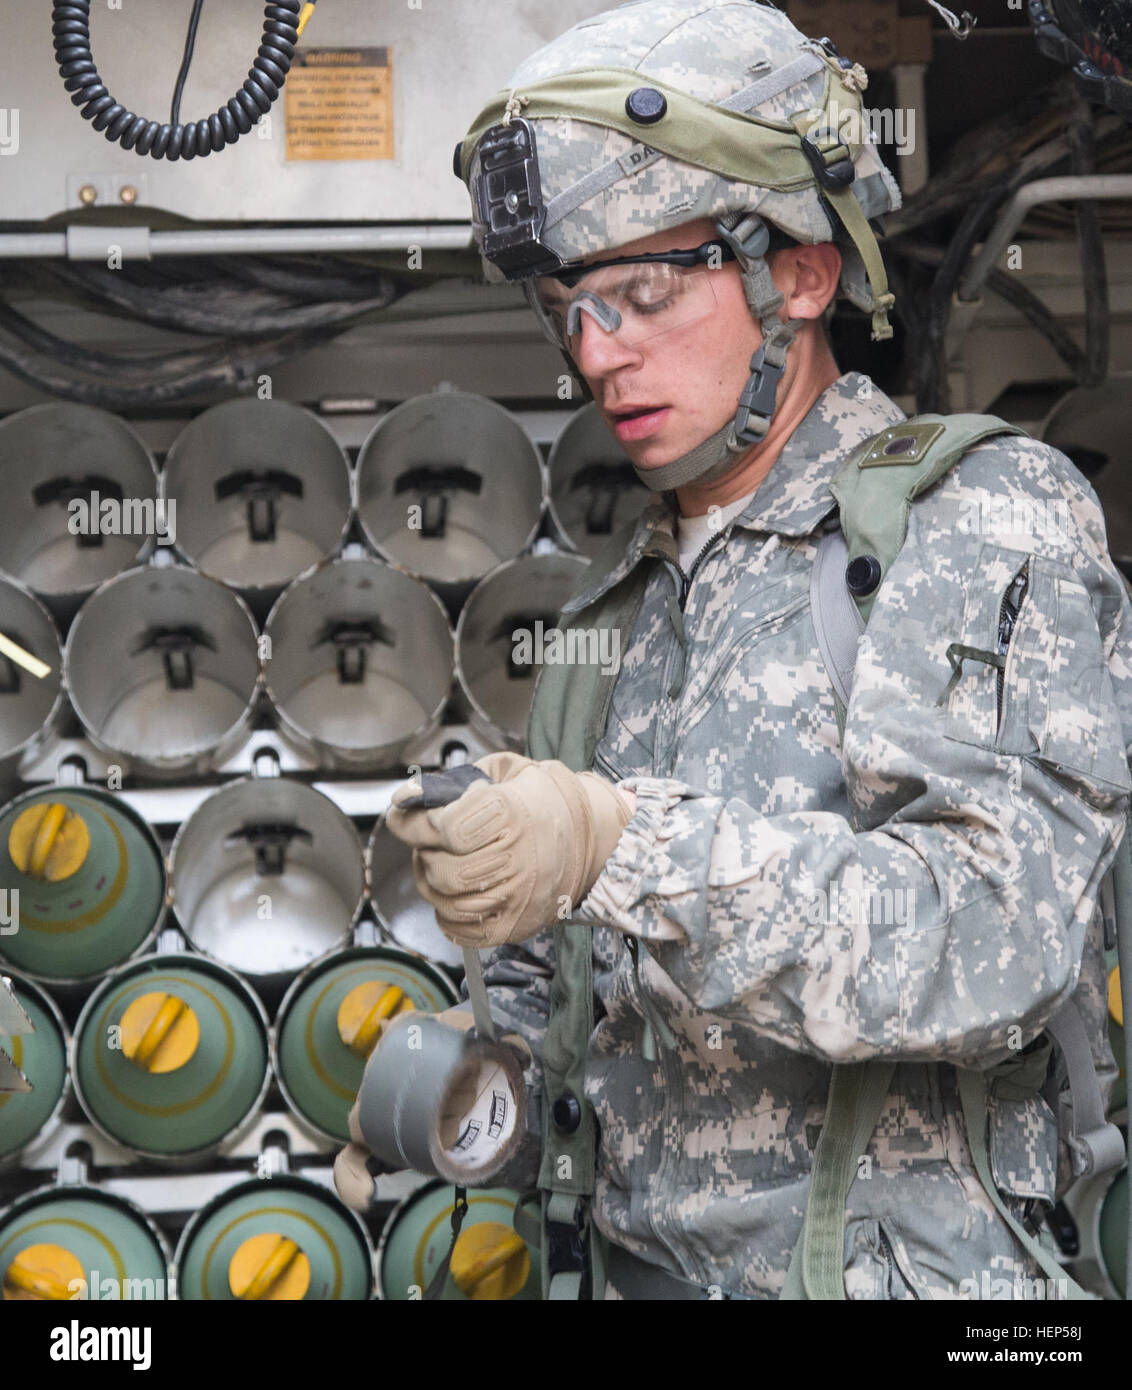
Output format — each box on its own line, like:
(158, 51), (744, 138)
(285, 47), (393, 161)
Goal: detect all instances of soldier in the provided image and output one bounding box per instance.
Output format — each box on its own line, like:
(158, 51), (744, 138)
(337, 0), (1132, 1300)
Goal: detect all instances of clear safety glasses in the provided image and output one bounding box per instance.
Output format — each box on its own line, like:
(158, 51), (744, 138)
(530, 240), (737, 354)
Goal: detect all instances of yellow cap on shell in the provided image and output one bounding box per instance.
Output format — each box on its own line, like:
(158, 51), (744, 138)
(336, 980), (414, 1058)
(449, 1223), (530, 1300)
(121, 992), (200, 1073)
(2, 1243), (85, 1301)
(228, 1234), (311, 1301)
(8, 802), (90, 881)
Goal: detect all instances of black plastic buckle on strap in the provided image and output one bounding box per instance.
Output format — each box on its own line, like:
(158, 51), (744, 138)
(1019, 1197), (1046, 1240)
(733, 351), (786, 446)
(1043, 1199), (1081, 1258)
(546, 1208), (588, 1279)
(801, 127), (856, 191)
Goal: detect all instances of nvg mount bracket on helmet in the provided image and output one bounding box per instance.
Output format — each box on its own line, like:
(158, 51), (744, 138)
(474, 119), (560, 281)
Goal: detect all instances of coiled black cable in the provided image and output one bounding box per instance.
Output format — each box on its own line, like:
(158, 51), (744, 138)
(52, 0), (305, 161)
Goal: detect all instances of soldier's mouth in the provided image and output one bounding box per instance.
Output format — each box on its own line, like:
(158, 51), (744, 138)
(610, 406), (670, 441)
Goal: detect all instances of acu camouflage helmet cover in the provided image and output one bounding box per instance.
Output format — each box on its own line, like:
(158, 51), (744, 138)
(455, 0), (904, 336)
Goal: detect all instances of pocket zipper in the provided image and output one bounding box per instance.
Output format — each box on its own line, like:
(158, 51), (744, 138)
(996, 559), (1030, 733)
(877, 1223), (920, 1300)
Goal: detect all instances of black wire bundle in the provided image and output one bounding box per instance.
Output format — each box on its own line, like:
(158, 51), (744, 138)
(52, 0), (305, 160)
(886, 79), (1120, 412)
(0, 255), (416, 410)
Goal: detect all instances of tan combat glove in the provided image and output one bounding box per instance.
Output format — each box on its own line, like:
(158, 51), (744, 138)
(384, 752), (633, 949)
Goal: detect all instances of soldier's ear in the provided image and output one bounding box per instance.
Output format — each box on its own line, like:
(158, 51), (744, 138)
(774, 243), (842, 321)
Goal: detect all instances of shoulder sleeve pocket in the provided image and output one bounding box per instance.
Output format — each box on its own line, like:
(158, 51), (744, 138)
(944, 547), (1131, 806)
(1030, 567), (1132, 803)
(942, 542), (1033, 753)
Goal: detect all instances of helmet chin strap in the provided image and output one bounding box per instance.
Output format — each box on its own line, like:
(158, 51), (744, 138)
(629, 214), (805, 494)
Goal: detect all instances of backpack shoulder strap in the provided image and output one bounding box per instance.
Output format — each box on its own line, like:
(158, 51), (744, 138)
(790, 412), (1050, 1302)
(809, 525), (864, 746)
(830, 413), (1028, 618)
(525, 515), (650, 1301)
(812, 413), (1028, 734)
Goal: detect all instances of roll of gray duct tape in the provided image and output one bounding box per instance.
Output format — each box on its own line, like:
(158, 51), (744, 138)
(355, 1012), (526, 1186)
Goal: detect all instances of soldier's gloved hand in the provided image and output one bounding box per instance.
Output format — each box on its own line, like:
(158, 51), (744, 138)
(333, 1005), (470, 1210)
(332, 1004), (533, 1210)
(384, 753), (634, 949)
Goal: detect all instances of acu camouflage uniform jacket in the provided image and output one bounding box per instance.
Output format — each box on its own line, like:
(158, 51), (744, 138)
(479, 371), (1132, 1299)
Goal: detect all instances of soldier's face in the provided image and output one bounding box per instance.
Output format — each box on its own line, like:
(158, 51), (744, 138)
(559, 217), (767, 473)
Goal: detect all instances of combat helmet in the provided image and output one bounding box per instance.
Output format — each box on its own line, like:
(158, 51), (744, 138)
(454, 0), (903, 491)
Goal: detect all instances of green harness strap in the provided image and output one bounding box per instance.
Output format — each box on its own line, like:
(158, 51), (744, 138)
(781, 1060), (897, 1299)
(828, 414), (1027, 624)
(525, 518), (654, 1301)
